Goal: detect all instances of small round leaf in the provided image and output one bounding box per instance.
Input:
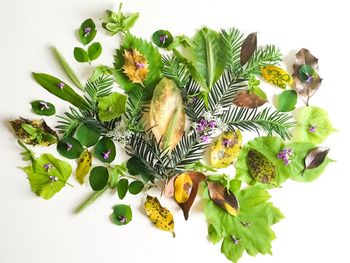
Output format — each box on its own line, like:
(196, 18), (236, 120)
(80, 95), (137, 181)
(110, 204), (132, 226)
(126, 157), (145, 175)
(299, 64), (318, 82)
(75, 124), (100, 147)
(89, 166), (109, 191)
(88, 42), (102, 61)
(74, 47), (89, 63)
(94, 137), (116, 163)
(128, 181), (144, 195)
(276, 90), (298, 112)
(117, 178), (128, 199)
(78, 18), (97, 45)
(31, 100), (56, 116)
(152, 30), (173, 48)
(57, 136), (84, 159)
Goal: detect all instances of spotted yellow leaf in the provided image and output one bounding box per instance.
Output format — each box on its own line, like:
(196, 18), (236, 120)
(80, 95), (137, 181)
(174, 173), (193, 204)
(75, 150), (92, 184)
(261, 65), (293, 89)
(210, 130), (242, 168)
(144, 195), (175, 237)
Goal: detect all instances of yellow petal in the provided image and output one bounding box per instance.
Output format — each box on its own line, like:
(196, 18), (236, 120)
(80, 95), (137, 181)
(261, 65), (293, 89)
(75, 150), (92, 184)
(174, 173), (193, 204)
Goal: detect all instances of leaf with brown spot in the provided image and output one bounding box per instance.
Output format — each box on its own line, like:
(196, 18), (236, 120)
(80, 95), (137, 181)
(261, 65), (293, 89)
(207, 181), (239, 216)
(304, 147), (330, 170)
(174, 173), (193, 203)
(178, 172), (206, 220)
(233, 90), (267, 108)
(122, 48), (149, 84)
(75, 150), (92, 184)
(240, 32), (257, 66)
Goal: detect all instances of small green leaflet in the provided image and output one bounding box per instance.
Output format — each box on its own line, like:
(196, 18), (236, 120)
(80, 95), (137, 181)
(31, 100), (56, 116)
(78, 18), (97, 45)
(276, 90), (297, 112)
(98, 92), (127, 121)
(74, 43), (102, 63)
(110, 204), (132, 225)
(74, 47), (89, 63)
(94, 137), (116, 163)
(57, 136), (84, 159)
(89, 166), (109, 191)
(22, 154), (72, 200)
(75, 124), (100, 147)
(87, 42), (102, 61)
(152, 30), (173, 48)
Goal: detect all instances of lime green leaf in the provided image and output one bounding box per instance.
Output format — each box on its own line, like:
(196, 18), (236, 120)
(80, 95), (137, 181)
(88, 42), (102, 61)
(78, 18), (97, 45)
(276, 90), (297, 112)
(94, 137), (116, 163)
(73, 47), (89, 63)
(117, 178), (128, 199)
(97, 92), (127, 122)
(128, 181), (144, 195)
(32, 73), (90, 110)
(152, 30), (173, 48)
(22, 154), (72, 199)
(89, 166), (109, 191)
(31, 100), (56, 116)
(293, 106), (335, 144)
(75, 124), (100, 147)
(123, 13), (139, 31)
(109, 163), (127, 189)
(110, 204), (132, 225)
(57, 136), (84, 159)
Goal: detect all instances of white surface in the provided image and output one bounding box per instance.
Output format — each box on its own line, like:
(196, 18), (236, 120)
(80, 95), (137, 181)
(0, 0), (349, 262)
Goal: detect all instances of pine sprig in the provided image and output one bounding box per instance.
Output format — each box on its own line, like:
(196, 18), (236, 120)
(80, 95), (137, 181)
(56, 107), (86, 136)
(222, 107), (294, 140)
(85, 75), (114, 112)
(221, 28), (244, 76)
(162, 55), (190, 88)
(181, 79), (205, 122)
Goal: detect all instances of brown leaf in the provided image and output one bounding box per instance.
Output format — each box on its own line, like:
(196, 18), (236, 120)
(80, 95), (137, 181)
(233, 90), (266, 108)
(292, 48), (322, 98)
(178, 172), (206, 220)
(240, 32), (257, 66)
(207, 181), (239, 216)
(304, 147), (330, 170)
(122, 48), (149, 84)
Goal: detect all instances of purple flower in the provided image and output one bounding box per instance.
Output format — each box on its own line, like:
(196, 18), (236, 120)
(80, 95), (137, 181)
(118, 215), (127, 224)
(159, 35), (168, 44)
(208, 120), (216, 128)
(277, 148), (293, 166)
(200, 135), (210, 143)
(309, 126), (316, 133)
(49, 175), (58, 182)
(305, 73), (314, 83)
(102, 149), (111, 160)
(39, 101), (49, 110)
(44, 163), (53, 171)
(84, 27), (92, 36)
(66, 143), (73, 151)
(57, 82), (65, 89)
(222, 138), (233, 148)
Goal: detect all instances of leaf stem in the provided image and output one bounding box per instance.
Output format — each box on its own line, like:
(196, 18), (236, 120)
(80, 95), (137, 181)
(74, 187), (108, 214)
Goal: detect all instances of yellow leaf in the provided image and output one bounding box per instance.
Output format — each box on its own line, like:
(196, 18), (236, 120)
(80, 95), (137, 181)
(174, 173), (193, 203)
(144, 195), (175, 237)
(75, 150), (92, 184)
(122, 48), (149, 84)
(210, 130), (242, 168)
(208, 182), (240, 216)
(261, 65), (293, 89)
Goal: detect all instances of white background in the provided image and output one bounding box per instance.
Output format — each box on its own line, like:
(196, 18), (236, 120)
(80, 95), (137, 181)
(1, 0), (350, 262)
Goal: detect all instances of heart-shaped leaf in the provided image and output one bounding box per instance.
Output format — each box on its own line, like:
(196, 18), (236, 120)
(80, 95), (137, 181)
(110, 204), (132, 226)
(89, 166), (109, 191)
(57, 136), (84, 159)
(94, 137), (116, 163)
(240, 32), (257, 66)
(31, 100), (56, 116)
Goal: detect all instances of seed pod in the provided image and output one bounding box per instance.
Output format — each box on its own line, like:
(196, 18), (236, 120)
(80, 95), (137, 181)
(247, 149), (276, 184)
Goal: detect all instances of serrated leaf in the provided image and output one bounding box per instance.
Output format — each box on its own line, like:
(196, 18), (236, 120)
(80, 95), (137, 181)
(110, 204), (132, 226)
(261, 65), (293, 89)
(97, 92), (127, 122)
(73, 47), (89, 63)
(117, 178), (128, 199)
(89, 166), (109, 191)
(240, 32), (257, 66)
(75, 150), (92, 184)
(88, 42), (102, 61)
(78, 18), (97, 45)
(75, 124), (100, 147)
(57, 136), (84, 159)
(144, 195), (175, 237)
(94, 137), (116, 163)
(31, 100), (56, 116)
(276, 90), (297, 112)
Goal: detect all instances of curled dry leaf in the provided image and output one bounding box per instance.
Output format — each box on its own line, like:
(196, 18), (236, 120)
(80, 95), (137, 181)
(163, 176), (176, 198)
(240, 32), (257, 66)
(174, 173), (193, 203)
(210, 130), (243, 168)
(75, 150), (92, 184)
(261, 65), (293, 89)
(150, 78), (185, 150)
(247, 149), (276, 185)
(144, 195), (175, 237)
(177, 171), (206, 220)
(207, 181), (239, 216)
(122, 48), (149, 84)
(292, 48), (322, 99)
(233, 90), (267, 108)
(304, 147), (330, 170)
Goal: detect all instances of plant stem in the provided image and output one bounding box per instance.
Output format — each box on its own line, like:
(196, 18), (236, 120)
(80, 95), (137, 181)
(74, 187), (108, 214)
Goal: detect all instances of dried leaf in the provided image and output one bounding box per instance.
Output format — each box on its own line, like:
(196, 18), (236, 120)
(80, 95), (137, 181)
(292, 48), (322, 98)
(207, 181), (240, 216)
(261, 65), (293, 89)
(304, 147), (330, 170)
(240, 32), (257, 66)
(210, 130), (243, 168)
(174, 173), (193, 203)
(233, 90), (266, 108)
(178, 171), (206, 220)
(150, 78), (185, 150)
(122, 48), (149, 84)
(144, 195), (175, 237)
(247, 149), (276, 185)
(163, 176), (176, 198)
(75, 150), (92, 184)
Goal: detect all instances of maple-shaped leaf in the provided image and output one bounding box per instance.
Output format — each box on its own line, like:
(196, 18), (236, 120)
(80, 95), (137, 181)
(202, 181), (284, 262)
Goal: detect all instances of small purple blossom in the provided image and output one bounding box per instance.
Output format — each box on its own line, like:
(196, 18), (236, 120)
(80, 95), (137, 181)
(118, 215), (127, 224)
(84, 27), (92, 36)
(222, 138), (233, 148)
(277, 148), (293, 166)
(49, 175), (58, 182)
(135, 62), (145, 69)
(309, 126), (317, 133)
(44, 163), (53, 171)
(200, 135), (210, 143)
(57, 82), (65, 89)
(39, 101), (49, 110)
(159, 34), (168, 44)
(208, 120), (216, 128)
(102, 149), (111, 160)
(304, 73), (314, 83)
(66, 142), (73, 151)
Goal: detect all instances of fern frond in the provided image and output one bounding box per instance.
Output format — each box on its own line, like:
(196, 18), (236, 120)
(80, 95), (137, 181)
(56, 107), (85, 136)
(222, 107), (294, 140)
(221, 28), (244, 77)
(84, 75), (114, 111)
(162, 55), (190, 88)
(181, 79), (205, 122)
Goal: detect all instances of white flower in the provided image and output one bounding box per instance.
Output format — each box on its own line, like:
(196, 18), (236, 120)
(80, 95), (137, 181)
(106, 121), (134, 147)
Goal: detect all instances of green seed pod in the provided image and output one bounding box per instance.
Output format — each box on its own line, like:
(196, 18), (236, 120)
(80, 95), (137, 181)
(247, 149), (276, 184)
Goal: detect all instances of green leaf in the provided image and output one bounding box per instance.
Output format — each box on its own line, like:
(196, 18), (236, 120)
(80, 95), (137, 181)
(189, 27), (227, 92)
(75, 124), (100, 147)
(57, 136), (84, 159)
(123, 13), (139, 31)
(97, 92), (127, 122)
(73, 47), (89, 63)
(94, 137), (116, 163)
(31, 100), (56, 116)
(32, 73), (90, 110)
(293, 106), (335, 144)
(78, 18), (97, 45)
(152, 30), (173, 48)
(89, 166), (109, 191)
(88, 42), (102, 61)
(126, 157), (144, 175)
(109, 163), (127, 189)
(117, 178), (129, 199)
(128, 181), (144, 195)
(276, 90), (297, 112)
(110, 204), (132, 225)
(22, 154), (72, 199)
(103, 4), (139, 35)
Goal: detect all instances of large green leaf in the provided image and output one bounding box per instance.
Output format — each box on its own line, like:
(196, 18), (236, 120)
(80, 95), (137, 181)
(97, 92), (127, 121)
(189, 27), (227, 92)
(22, 154), (72, 199)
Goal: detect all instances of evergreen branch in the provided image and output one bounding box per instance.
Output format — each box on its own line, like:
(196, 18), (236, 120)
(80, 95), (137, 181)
(181, 79), (205, 122)
(84, 75), (114, 112)
(162, 55), (190, 87)
(221, 28), (244, 76)
(56, 107), (86, 136)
